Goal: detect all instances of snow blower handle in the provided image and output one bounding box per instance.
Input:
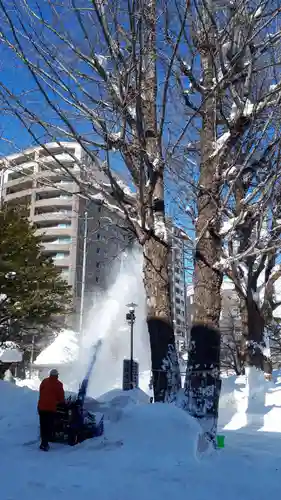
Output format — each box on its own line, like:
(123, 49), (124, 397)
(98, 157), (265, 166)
(77, 339), (102, 408)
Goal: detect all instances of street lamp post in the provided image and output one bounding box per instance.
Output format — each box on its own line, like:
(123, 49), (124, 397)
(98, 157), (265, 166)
(126, 302), (137, 389)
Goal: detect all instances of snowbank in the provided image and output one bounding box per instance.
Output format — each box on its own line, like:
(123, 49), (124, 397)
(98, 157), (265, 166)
(97, 387), (150, 405)
(219, 369), (281, 432)
(104, 402), (201, 460)
(16, 376), (41, 391)
(1, 379), (281, 499)
(0, 381), (38, 447)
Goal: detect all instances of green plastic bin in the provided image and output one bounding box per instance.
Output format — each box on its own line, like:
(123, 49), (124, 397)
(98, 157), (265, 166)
(216, 434), (225, 449)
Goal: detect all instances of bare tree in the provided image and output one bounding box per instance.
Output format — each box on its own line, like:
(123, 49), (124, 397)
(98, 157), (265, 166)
(155, 0), (281, 436)
(0, 0), (205, 401)
(1, 0), (281, 438)
(176, 0), (281, 340)
(221, 319), (244, 376)
(267, 319), (281, 368)
(219, 140), (281, 371)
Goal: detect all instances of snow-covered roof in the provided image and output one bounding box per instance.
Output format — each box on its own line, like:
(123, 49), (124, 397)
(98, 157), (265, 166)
(34, 329), (79, 366)
(0, 342), (23, 363)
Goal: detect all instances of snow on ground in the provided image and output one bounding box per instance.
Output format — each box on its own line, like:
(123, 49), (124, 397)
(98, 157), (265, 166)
(16, 376), (41, 391)
(2, 373), (281, 500)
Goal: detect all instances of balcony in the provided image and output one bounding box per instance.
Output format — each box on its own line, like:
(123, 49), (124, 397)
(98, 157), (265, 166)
(35, 226), (72, 238)
(33, 211), (72, 224)
(43, 248), (70, 266)
(35, 182), (74, 195)
(38, 151), (77, 164)
(53, 256), (70, 268)
(42, 242), (71, 253)
(35, 196), (73, 208)
(5, 189), (33, 203)
(34, 170), (75, 184)
(5, 175), (34, 190)
(6, 179), (33, 194)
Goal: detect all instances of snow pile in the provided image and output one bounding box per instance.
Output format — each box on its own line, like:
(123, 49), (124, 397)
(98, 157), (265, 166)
(219, 368), (281, 433)
(0, 381), (38, 447)
(97, 387), (150, 405)
(2, 379), (281, 499)
(16, 376), (41, 391)
(34, 329), (79, 366)
(138, 369), (153, 395)
(104, 402), (201, 460)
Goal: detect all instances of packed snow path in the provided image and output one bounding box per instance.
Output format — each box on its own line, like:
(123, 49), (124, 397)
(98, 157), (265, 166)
(3, 427), (281, 500)
(1, 380), (281, 500)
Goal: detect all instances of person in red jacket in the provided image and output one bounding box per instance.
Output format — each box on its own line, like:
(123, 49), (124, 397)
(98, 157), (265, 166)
(38, 369), (65, 451)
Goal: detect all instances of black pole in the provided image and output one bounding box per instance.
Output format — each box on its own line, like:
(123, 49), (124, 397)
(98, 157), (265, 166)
(130, 316), (134, 389)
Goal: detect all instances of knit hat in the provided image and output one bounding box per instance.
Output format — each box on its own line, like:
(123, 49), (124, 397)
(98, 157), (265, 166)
(49, 368), (59, 377)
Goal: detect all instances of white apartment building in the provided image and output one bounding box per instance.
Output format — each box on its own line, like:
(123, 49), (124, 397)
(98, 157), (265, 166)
(0, 142), (130, 329)
(0, 142), (190, 339)
(168, 224), (188, 353)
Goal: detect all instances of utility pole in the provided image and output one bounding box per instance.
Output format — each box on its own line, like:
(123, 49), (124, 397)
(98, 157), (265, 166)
(79, 211), (88, 333)
(182, 238), (188, 350)
(0, 165), (7, 209)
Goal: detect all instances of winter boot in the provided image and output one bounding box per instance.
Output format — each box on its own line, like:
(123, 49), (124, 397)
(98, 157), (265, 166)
(40, 443), (50, 451)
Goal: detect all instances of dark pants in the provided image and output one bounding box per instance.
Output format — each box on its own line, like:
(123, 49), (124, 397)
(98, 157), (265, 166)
(38, 410), (55, 447)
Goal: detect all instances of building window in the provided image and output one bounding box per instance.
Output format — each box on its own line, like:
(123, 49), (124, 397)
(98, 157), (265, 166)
(55, 252), (68, 259)
(57, 237), (71, 243)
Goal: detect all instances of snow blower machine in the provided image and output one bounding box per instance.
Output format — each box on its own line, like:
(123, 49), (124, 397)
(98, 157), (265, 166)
(52, 341), (104, 446)
(52, 397), (104, 446)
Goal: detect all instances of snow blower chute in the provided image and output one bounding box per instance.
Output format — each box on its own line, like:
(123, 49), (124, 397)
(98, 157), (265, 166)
(52, 340), (104, 446)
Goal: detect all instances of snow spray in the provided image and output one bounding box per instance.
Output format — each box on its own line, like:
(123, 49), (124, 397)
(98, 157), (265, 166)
(77, 247), (150, 398)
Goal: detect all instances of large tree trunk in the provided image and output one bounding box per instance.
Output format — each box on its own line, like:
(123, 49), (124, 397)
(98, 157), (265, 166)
(143, 237), (181, 402)
(240, 295), (268, 372)
(245, 298), (264, 369)
(138, 0), (180, 403)
(184, 10), (222, 441)
(191, 61), (222, 329)
(240, 295), (271, 373)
